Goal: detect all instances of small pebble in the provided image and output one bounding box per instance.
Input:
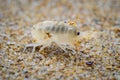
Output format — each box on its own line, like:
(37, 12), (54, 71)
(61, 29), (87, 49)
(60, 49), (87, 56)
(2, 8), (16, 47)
(86, 61), (94, 66)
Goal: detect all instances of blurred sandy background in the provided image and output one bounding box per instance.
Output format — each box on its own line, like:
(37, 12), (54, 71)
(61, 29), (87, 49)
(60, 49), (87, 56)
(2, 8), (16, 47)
(0, 0), (120, 80)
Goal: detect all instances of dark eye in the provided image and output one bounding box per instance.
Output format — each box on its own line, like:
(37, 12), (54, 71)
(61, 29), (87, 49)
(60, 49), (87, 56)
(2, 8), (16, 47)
(64, 21), (67, 23)
(77, 32), (80, 35)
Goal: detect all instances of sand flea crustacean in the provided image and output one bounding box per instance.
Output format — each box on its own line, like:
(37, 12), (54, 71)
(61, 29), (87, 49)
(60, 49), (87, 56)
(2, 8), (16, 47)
(24, 21), (81, 53)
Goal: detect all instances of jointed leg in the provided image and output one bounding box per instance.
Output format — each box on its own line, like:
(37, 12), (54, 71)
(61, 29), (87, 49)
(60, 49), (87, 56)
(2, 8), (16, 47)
(60, 44), (76, 54)
(39, 42), (52, 52)
(23, 43), (41, 54)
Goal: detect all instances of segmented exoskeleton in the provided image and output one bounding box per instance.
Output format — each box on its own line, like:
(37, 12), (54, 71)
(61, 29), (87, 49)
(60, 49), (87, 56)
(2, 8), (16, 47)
(24, 21), (81, 54)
